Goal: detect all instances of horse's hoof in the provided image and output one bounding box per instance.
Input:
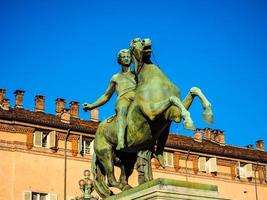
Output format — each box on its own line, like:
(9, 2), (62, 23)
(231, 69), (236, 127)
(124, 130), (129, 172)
(183, 120), (195, 130)
(203, 110), (214, 124)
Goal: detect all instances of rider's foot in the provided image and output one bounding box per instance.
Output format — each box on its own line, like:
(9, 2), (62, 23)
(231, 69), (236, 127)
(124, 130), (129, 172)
(116, 143), (125, 150)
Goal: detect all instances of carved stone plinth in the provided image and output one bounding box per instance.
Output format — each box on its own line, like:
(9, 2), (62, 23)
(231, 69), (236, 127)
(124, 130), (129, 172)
(106, 178), (231, 200)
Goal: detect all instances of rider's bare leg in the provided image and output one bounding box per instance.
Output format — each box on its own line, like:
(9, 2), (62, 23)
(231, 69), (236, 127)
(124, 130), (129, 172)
(116, 99), (131, 150)
(143, 97), (195, 130)
(183, 87), (213, 124)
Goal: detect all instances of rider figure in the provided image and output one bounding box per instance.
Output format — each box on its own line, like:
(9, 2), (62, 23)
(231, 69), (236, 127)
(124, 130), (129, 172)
(83, 49), (136, 150)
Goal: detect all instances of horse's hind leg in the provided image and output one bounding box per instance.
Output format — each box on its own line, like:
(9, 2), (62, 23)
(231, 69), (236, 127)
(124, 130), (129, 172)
(98, 149), (120, 188)
(183, 87), (213, 124)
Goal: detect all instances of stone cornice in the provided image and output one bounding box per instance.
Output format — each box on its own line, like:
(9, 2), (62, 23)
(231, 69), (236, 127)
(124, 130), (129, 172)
(0, 123), (34, 134)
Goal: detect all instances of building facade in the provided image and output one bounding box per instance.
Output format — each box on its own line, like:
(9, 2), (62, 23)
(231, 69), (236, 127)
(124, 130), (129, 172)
(0, 89), (267, 200)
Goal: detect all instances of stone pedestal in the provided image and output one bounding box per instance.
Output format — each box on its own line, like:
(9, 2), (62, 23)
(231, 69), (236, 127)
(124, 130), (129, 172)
(106, 178), (231, 200)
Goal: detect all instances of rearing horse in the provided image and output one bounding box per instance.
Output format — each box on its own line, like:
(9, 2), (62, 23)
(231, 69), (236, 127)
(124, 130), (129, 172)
(91, 38), (213, 198)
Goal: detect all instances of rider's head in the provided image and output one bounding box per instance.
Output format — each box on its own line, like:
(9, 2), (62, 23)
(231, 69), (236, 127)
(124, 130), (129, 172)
(117, 49), (131, 67)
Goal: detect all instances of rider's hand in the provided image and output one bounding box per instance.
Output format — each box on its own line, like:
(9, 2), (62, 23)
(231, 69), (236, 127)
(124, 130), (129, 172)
(83, 103), (92, 111)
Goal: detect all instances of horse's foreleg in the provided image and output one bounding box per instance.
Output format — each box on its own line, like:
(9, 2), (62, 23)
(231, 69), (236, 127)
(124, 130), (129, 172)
(145, 97), (195, 130)
(183, 87), (213, 124)
(169, 96), (195, 130)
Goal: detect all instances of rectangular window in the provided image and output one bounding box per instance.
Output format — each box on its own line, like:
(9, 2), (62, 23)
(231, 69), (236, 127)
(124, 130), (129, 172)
(33, 130), (56, 149)
(198, 157), (217, 173)
(23, 192), (57, 200)
(163, 151), (173, 167)
(237, 162), (253, 179)
(79, 136), (94, 156)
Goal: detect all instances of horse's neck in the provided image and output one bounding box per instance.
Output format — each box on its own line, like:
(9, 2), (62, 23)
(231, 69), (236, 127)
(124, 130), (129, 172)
(137, 63), (160, 83)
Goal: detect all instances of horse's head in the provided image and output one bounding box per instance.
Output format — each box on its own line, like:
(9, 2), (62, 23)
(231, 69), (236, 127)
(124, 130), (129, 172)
(130, 38), (152, 73)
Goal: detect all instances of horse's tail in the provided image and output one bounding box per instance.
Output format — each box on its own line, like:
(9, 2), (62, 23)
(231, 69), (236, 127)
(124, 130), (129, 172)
(92, 152), (113, 198)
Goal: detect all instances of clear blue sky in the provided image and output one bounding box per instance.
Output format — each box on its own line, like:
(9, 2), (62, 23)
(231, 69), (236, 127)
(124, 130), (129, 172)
(1, 0), (267, 148)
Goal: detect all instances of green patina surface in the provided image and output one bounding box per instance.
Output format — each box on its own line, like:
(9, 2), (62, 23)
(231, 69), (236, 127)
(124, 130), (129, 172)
(106, 178), (218, 200)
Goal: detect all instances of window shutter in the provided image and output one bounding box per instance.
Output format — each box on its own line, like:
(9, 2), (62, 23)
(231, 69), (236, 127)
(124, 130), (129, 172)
(198, 157), (206, 172)
(163, 152), (173, 167)
(34, 131), (43, 147)
(47, 131), (56, 149)
(237, 162), (246, 178)
(47, 193), (57, 200)
(89, 140), (94, 156)
(23, 191), (32, 200)
(207, 157), (217, 173)
(244, 164), (253, 178)
(78, 135), (83, 154)
(168, 153), (173, 166)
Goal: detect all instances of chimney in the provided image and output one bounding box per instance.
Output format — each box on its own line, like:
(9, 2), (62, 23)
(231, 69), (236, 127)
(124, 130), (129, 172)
(246, 144), (254, 150)
(203, 128), (212, 140)
(210, 129), (217, 142)
(56, 98), (66, 115)
(60, 109), (70, 124)
(1, 99), (10, 110)
(90, 108), (99, 122)
(70, 101), (79, 118)
(216, 130), (225, 146)
(35, 95), (45, 112)
(256, 140), (264, 151)
(193, 128), (203, 142)
(14, 90), (25, 108)
(0, 88), (6, 103)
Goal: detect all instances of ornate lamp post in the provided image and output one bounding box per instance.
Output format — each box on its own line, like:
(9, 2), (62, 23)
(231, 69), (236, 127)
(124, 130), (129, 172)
(78, 169), (98, 200)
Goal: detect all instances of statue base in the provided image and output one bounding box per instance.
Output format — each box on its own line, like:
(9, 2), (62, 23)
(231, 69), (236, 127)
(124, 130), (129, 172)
(106, 178), (231, 200)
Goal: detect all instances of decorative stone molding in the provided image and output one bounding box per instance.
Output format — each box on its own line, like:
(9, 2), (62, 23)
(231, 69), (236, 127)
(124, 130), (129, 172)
(190, 155), (199, 175)
(71, 137), (79, 156)
(258, 166), (265, 184)
(173, 152), (181, 171)
(230, 165), (236, 180)
(26, 132), (33, 149)
(0, 123), (34, 134)
(153, 158), (160, 169)
(217, 159), (237, 167)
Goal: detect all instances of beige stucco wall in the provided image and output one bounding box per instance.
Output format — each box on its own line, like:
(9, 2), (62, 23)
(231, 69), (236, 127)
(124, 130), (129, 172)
(1, 129), (267, 200)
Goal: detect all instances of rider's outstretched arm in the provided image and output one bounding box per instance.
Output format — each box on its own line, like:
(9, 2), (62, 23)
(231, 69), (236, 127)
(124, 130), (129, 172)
(89, 79), (116, 110)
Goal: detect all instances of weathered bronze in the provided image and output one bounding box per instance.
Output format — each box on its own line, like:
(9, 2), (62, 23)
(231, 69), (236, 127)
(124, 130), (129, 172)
(83, 49), (136, 150)
(83, 38), (213, 198)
